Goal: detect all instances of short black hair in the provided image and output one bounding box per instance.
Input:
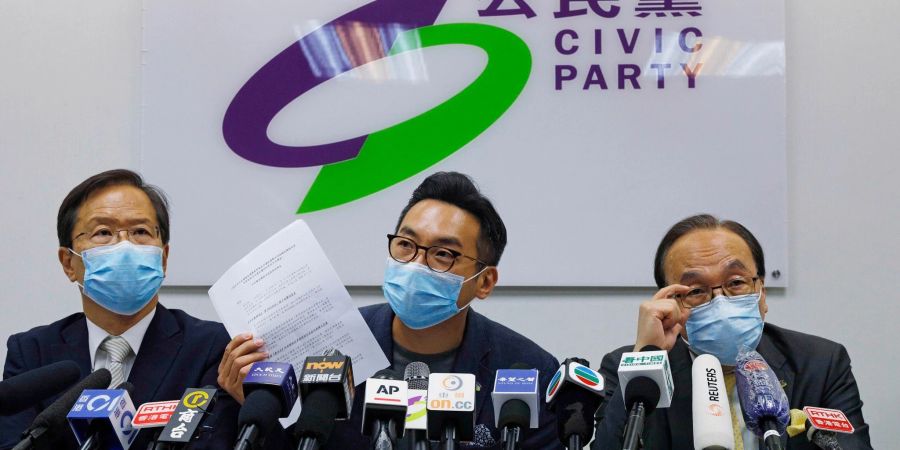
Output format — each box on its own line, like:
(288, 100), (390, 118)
(653, 214), (765, 288)
(57, 169), (170, 249)
(396, 172), (507, 266)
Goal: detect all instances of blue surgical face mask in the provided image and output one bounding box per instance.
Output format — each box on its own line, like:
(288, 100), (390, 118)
(70, 241), (165, 315)
(383, 258), (486, 330)
(685, 292), (764, 366)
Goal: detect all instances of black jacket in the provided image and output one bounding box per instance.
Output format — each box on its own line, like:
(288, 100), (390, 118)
(592, 323), (871, 449)
(1, 304), (238, 450)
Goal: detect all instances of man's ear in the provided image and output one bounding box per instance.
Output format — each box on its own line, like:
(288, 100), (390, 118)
(162, 244), (170, 275)
(759, 284), (768, 319)
(58, 247), (78, 282)
(474, 267), (499, 300)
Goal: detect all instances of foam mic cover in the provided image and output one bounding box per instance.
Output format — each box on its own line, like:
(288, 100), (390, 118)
(623, 377), (661, 415)
(293, 388), (342, 446)
(14, 369), (112, 449)
(691, 354), (734, 450)
(734, 349), (789, 441)
(239, 390), (284, 435)
(0, 360), (82, 415)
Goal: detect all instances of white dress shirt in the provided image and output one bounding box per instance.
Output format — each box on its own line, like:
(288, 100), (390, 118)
(85, 307), (157, 382)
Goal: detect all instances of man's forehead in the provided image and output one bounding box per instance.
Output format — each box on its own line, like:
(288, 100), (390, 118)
(399, 200), (480, 248)
(665, 228), (755, 278)
(77, 185), (156, 225)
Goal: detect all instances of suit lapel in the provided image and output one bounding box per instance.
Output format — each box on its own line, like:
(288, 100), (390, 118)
(756, 325), (794, 404)
(665, 339), (695, 447)
(450, 310), (492, 423)
(53, 315), (93, 378)
(128, 305), (183, 404)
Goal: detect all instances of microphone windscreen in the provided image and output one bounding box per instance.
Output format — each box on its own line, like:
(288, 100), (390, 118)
(238, 389), (283, 434)
(294, 388), (342, 446)
(497, 399), (530, 429)
(30, 368), (112, 431)
(115, 381), (135, 394)
(0, 360), (81, 415)
(735, 350), (789, 437)
(623, 377), (661, 415)
(403, 362), (430, 390)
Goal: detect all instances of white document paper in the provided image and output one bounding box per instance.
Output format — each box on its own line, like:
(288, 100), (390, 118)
(209, 219), (389, 423)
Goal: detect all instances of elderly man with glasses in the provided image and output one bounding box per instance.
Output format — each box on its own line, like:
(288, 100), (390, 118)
(592, 214), (871, 449)
(218, 171), (562, 449)
(1, 169), (237, 450)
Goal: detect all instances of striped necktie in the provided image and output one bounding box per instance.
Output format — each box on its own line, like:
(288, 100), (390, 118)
(100, 335), (132, 388)
(724, 372), (745, 450)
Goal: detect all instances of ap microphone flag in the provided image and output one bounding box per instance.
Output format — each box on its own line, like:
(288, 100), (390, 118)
(66, 388), (138, 450)
(691, 354), (734, 450)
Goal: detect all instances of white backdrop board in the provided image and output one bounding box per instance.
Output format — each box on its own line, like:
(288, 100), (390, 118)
(141, 0), (786, 286)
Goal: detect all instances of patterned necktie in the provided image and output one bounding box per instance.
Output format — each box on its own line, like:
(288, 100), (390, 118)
(724, 372), (745, 450)
(100, 335), (132, 388)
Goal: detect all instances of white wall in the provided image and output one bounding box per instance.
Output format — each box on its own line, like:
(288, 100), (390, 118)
(1, 1), (897, 448)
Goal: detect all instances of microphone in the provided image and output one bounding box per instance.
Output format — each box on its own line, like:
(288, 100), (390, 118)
(402, 362), (430, 450)
(546, 358), (605, 449)
(0, 360), (81, 415)
(293, 350), (355, 450)
(234, 361), (299, 450)
(426, 373), (476, 450)
(735, 349), (789, 450)
(492, 363), (540, 450)
(130, 399), (179, 449)
(11, 369), (111, 450)
(617, 346), (673, 450)
(792, 406), (855, 450)
(67, 381), (138, 450)
(361, 369), (407, 450)
(154, 387), (219, 449)
(691, 354), (734, 450)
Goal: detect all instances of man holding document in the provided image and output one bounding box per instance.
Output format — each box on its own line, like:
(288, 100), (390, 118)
(218, 172), (560, 448)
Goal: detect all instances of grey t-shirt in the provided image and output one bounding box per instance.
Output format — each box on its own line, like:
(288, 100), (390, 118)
(392, 341), (457, 375)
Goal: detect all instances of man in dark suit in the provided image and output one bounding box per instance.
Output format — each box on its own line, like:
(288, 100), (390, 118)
(219, 172), (562, 449)
(1, 169), (237, 450)
(593, 214), (871, 449)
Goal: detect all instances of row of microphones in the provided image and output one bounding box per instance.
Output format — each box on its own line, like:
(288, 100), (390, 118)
(0, 360), (82, 415)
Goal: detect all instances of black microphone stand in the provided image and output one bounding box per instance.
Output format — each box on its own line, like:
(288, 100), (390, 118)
(622, 401), (646, 450)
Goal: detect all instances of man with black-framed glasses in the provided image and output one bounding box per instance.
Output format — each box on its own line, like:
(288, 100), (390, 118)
(219, 171), (561, 449)
(592, 214), (871, 449)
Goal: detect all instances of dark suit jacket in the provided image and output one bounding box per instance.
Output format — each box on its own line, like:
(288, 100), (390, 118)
(298, 303), (563, 449)
(1, 304), (238, 450)
(592, 323), (871, 449)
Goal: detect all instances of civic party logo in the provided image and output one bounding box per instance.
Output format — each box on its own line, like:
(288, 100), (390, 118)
(222, 0), (707, 213)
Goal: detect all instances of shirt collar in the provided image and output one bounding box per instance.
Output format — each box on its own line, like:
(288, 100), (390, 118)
(85, 307), (157, 366)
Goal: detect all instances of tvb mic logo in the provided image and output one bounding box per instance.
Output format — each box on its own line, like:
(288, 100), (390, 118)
(222, 0), (531, 213)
